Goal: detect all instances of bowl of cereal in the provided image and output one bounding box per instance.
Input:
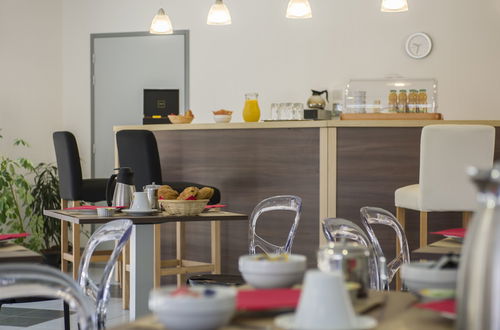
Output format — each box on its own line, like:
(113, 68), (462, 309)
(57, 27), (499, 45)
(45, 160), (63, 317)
(213, 109), (233, 123)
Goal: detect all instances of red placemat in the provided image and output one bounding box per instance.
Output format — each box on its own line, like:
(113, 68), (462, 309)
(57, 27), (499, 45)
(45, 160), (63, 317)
(64, 205), (124, 210)
(237, 288), (301, 311)
(415, 299), (456, 317)
(0, 233), (29, 241)
(430, 228), (466, 238)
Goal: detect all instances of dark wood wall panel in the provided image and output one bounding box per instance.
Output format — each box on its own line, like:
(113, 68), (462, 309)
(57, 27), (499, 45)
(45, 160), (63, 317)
(337, 127), (500, 262)
(153, 128), (320, 283)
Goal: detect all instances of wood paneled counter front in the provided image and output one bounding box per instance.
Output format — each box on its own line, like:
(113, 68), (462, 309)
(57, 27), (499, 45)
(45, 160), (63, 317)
(114, 120), (500, 277)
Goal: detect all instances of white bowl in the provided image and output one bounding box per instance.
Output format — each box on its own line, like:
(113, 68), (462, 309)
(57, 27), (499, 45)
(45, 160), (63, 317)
(401, 261), (457, 293)
(238, 254), (307, 289)
(214, 114), (232, 123)
(149, 286), (236, 330)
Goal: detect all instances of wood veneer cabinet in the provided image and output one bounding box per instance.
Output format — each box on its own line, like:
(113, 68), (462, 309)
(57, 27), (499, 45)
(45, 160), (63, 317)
(115, 120), (500, 278)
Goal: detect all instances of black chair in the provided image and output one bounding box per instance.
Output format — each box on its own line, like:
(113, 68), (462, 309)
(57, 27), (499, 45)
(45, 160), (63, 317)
(115, 129), (220, 203)
(115, 129), (221, 292)
(53, 131), (110, 279)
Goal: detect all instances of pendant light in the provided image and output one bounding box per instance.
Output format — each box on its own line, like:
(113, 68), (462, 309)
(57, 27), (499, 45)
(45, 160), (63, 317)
(207, 0), (232, 25)
(381, 0), (409, 12)
(149, 8), (174, 34)
(286, 0), (312, 19)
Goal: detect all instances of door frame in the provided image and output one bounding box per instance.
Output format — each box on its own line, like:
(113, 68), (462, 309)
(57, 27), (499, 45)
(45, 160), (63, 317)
(90, 30), (190, 177)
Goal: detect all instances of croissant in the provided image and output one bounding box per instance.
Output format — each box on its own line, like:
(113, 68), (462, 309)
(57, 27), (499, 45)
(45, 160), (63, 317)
(158, 185), (179, 200)
(197, 187), (214, 200)
(177, 186), (199, 200)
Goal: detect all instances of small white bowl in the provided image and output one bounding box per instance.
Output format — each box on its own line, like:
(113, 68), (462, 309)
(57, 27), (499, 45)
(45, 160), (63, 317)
(149, 286), (236, 330)
(401, 261), (457, 293)
(214, 114), (232, 123)
(239, 254), (307, 289)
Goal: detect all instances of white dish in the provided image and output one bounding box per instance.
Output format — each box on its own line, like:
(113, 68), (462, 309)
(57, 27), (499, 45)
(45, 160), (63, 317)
(149, 286), (236, 330)
(275, 313), (377, 330)
(214, 114), (232, 123)
(401, 261), (457, 293)
(239, 254), (306, 289)
(121, 209), (158, 216)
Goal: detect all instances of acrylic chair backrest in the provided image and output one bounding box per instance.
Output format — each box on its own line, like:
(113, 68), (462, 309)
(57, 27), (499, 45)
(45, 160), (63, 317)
(360, 206), (410, 289)
(78, 219), (133, 328)
(249, 195), (302, 256)
(0, 263), (97, 330)
(321, 218), (384, 290)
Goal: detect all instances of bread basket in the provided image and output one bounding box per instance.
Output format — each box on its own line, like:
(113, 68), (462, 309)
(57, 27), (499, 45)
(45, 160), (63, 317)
(168, 115), (194, 124)
(159, 199), (209, 216)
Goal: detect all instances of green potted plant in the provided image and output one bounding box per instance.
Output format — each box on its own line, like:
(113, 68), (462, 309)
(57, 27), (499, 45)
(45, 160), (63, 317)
(0, 133), (61, 264)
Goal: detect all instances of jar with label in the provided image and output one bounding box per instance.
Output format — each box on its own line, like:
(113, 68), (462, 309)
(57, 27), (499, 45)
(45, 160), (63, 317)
(388, 90), (398, 113)
(408, 89), (418, 113)
(398, 90), (408, 113)
(418, 89), (428, 113)
(373, 100), (381, 113)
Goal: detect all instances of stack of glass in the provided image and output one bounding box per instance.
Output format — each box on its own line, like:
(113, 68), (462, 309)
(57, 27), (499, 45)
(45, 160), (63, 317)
(270, 103), (304, 120)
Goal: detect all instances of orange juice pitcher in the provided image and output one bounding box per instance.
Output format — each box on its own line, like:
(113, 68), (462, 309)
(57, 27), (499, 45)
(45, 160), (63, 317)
(243, 93), (261, 122)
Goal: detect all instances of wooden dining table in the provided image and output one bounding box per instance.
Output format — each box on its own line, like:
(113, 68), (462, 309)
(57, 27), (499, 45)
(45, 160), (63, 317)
(111, 290), (454, 330)
(0, 242), (43, 264)
(43, 209), (248, 320)
(413, 238), (462, 255)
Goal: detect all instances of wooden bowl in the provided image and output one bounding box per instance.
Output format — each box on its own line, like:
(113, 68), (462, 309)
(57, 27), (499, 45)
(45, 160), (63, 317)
(159, 199), (209, 216)
(168, 115), (194, 124)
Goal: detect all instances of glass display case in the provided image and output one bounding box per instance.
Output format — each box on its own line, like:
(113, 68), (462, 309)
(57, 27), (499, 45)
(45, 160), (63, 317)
(344, 78), (437, 114)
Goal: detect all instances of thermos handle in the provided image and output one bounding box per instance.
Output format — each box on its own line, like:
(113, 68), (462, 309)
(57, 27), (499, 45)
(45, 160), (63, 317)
(106, 174), (117, 207)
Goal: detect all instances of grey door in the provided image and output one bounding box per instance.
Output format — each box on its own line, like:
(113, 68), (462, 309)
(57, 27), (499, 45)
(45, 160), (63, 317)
(91, 31), (189, 178)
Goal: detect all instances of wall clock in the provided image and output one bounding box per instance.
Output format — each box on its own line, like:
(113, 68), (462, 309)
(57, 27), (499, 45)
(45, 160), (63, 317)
(405, 32), (433, 59)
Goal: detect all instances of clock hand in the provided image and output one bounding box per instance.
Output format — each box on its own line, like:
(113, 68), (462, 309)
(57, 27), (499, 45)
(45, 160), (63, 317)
(412, 43), (421, 54)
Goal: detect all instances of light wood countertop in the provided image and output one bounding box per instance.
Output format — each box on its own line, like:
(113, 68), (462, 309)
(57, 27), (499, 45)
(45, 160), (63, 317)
(114, 119), (500, 131)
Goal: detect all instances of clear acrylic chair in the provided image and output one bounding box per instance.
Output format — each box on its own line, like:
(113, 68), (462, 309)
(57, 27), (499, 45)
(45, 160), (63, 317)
(0, 263), (97, 330)
(188, 195), (302, 286)
(249, 195), (302, 256)
(321, 218), (384, 290)
(360, 206), (410, 291)
(77, 219), (133, 329)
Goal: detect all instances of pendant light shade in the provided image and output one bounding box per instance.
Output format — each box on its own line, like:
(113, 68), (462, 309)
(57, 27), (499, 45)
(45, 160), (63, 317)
(381, 0), (409, 12)
(150, 8), (173, 34)
(207, 0), (232, 25)
(286, 0), (312, 19)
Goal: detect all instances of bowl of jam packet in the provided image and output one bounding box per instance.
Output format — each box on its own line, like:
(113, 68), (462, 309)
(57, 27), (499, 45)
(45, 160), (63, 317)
(149, 285), (236, 330)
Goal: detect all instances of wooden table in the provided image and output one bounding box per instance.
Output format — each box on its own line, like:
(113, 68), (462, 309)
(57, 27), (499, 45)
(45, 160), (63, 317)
(413, 238), (462, 255)
(43, 209), (247, 320)
(111, 291), (453, 330)
(0, 243), (43, 263)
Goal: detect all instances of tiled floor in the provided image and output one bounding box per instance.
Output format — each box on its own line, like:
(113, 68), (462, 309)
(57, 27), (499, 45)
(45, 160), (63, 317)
(0, 266), (129, 329)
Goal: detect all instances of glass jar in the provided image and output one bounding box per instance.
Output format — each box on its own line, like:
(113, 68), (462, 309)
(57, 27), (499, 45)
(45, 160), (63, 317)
(398, 90), (408, 113)
(388, 90), (398, 113)
(243, 93), (261, 122)
(418, 89), (428, 113)
(408, 89), (418, 113)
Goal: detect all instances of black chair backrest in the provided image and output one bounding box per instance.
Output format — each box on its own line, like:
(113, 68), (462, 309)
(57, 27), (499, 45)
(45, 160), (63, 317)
(53, 131), (83, 201)
(115, 130), (162, 191)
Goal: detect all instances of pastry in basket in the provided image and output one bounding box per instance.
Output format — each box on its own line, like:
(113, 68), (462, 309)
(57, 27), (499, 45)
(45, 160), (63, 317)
(197, 187), (214, 200)
(158, 185), (179, 200)
(177, 186), (199, 200)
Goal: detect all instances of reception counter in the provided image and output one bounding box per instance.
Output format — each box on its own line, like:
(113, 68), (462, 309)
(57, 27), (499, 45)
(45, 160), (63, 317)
(114, 120), (500, 275)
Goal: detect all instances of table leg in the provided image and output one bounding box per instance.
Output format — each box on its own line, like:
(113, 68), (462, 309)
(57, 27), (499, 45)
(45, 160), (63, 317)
(130, 225), (154, 320)
(176, 222), (185, 286)
(211, 221), (221, 274)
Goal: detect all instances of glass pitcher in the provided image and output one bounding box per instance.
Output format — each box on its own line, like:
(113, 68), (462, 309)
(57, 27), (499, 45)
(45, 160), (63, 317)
(243, 93), (261, 122)
(457, 163), (500, 330)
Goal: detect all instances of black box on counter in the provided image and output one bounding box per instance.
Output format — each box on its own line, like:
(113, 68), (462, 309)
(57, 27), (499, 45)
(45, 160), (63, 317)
(304, 109), (332, 120)
(143, 89), (179, 124)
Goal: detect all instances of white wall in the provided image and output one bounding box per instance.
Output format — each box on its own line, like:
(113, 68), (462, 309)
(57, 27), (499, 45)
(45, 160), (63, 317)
(0, 0), (62, 163)
(54, 0), (500, 174)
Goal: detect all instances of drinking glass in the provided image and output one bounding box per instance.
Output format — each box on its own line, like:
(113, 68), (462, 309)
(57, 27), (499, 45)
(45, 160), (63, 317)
(271, 103), (280, 121)
(292, 103), (304, 120)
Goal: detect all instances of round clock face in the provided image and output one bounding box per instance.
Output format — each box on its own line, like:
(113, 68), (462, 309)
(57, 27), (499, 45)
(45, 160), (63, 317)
(405, 32), (433, 59)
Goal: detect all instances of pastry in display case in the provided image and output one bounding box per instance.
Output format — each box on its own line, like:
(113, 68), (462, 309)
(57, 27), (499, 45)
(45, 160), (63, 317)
(342, 78), (440, 120)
